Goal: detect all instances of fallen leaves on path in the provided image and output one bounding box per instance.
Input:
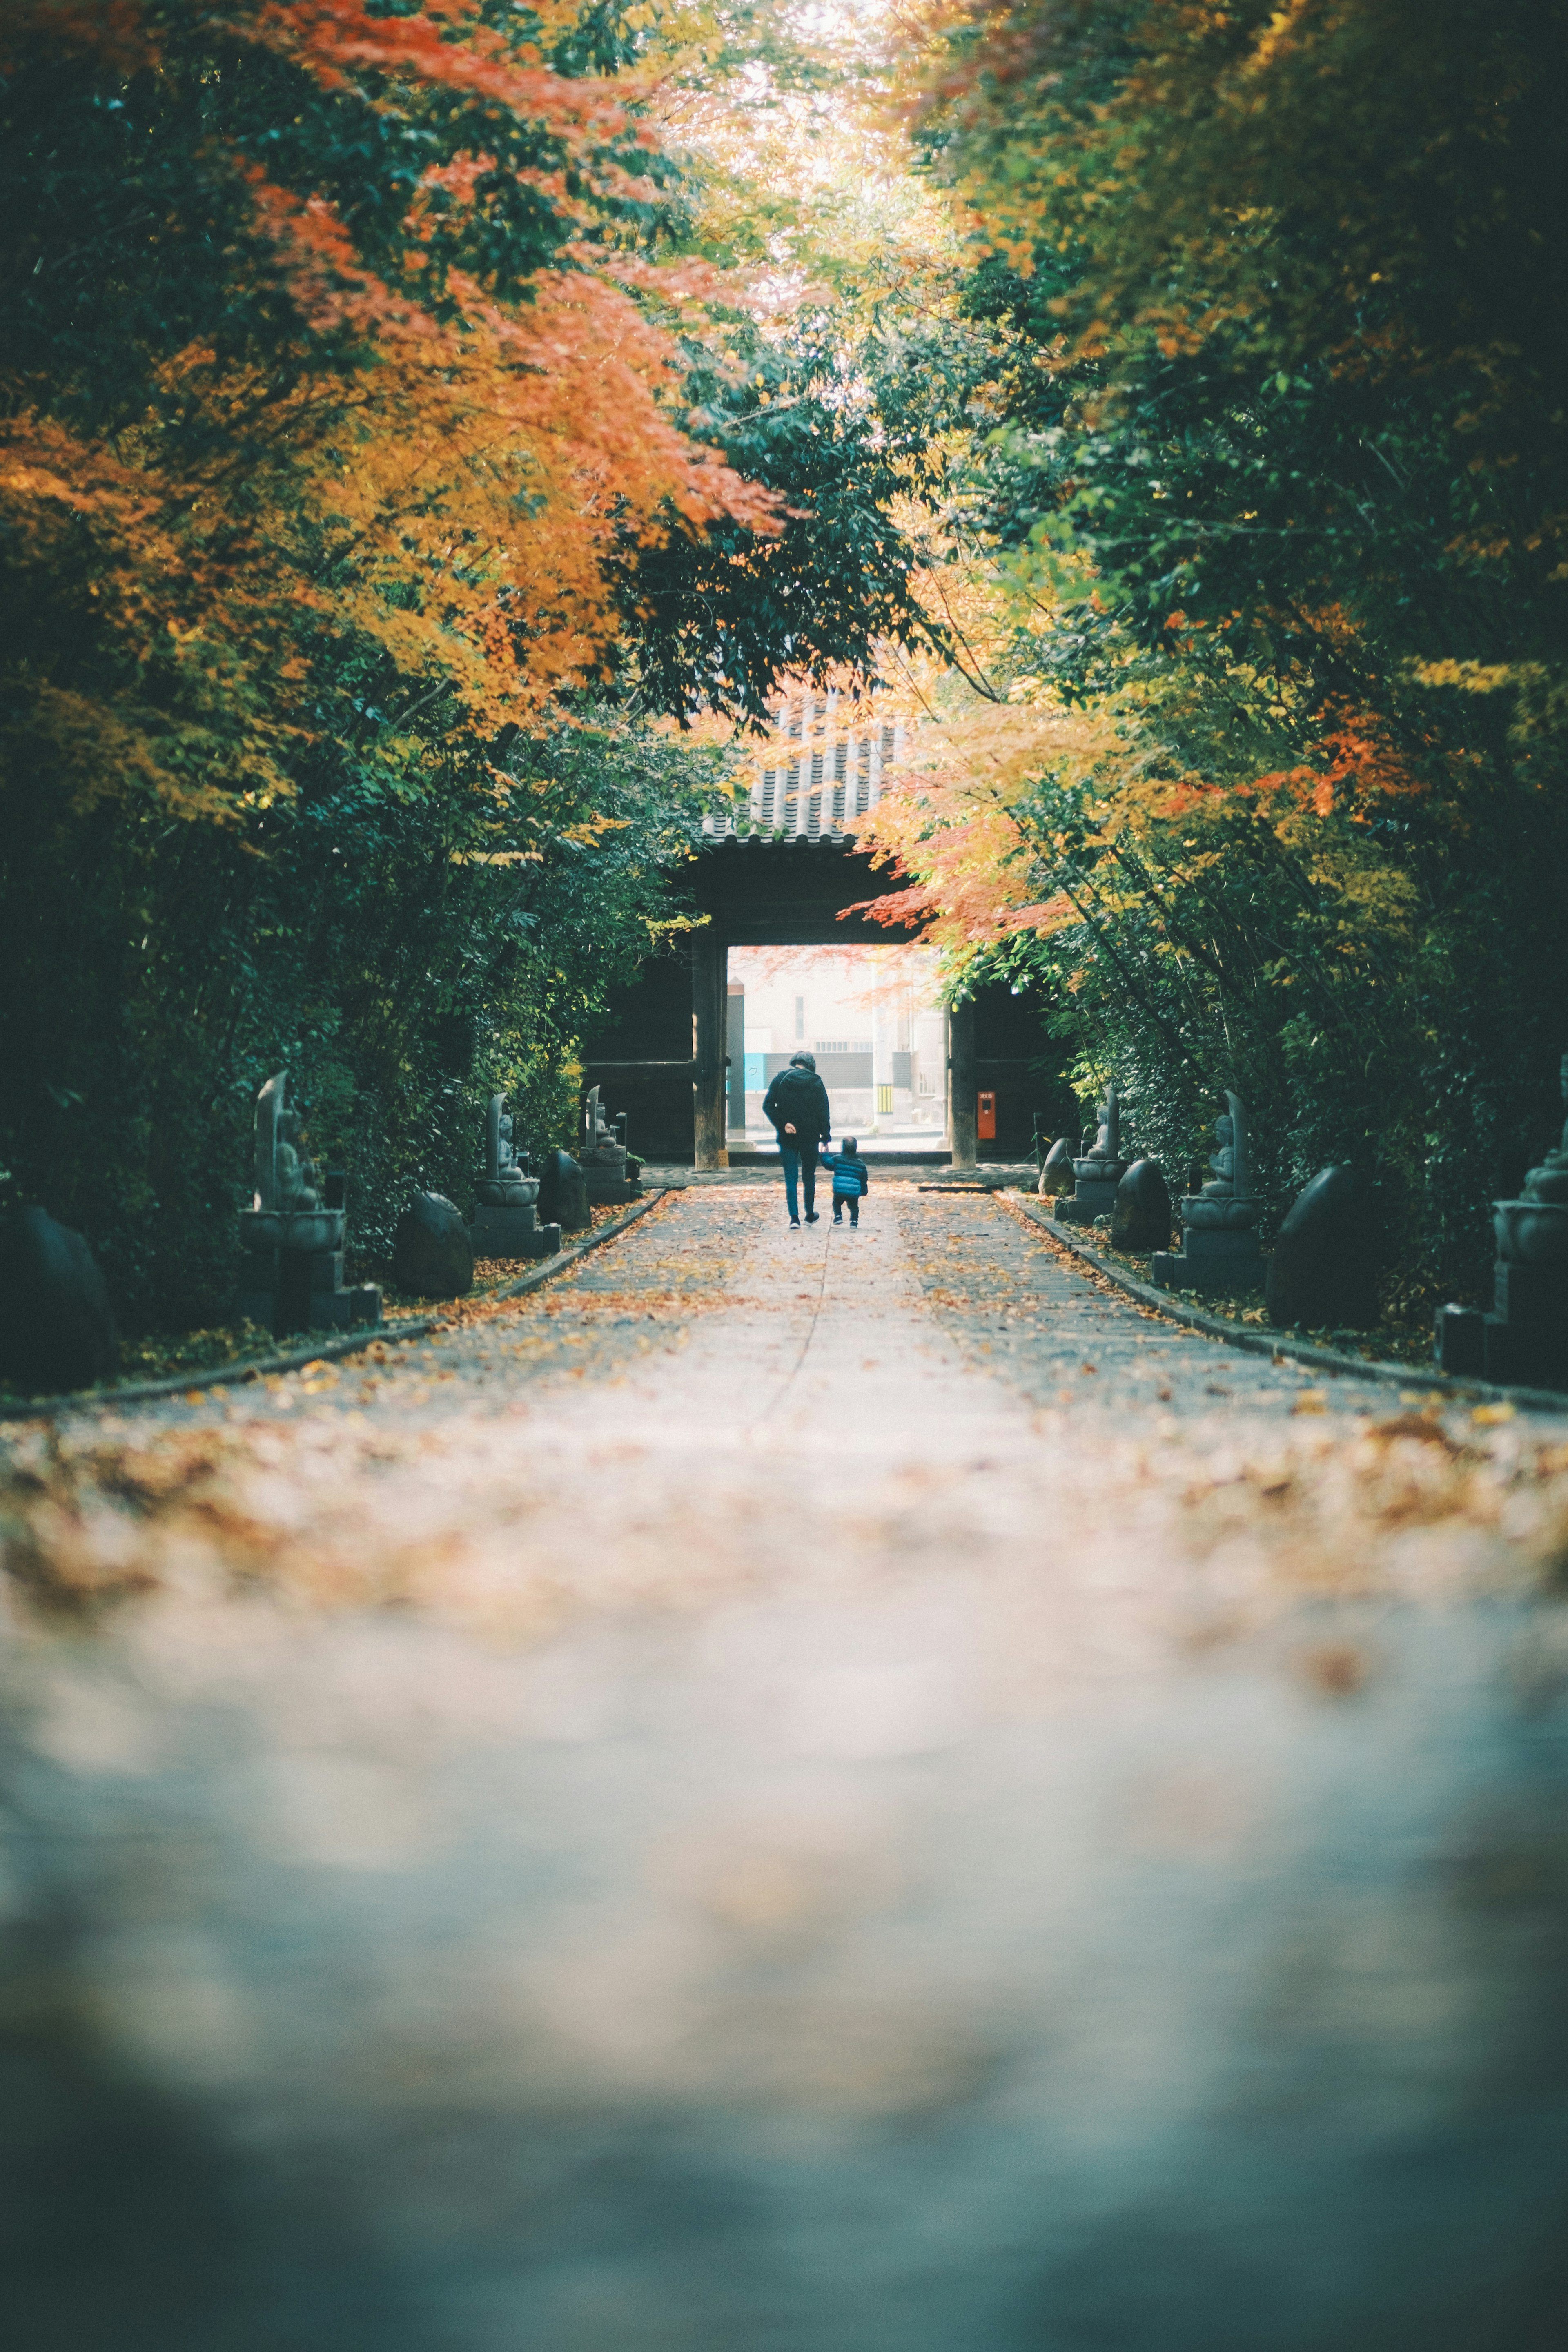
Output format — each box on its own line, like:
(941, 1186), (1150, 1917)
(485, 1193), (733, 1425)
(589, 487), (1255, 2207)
(1, 1189), (1566, 1642)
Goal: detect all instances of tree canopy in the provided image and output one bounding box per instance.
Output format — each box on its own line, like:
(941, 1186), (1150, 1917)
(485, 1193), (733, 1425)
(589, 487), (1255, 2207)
(3, 0), (1565, 1336)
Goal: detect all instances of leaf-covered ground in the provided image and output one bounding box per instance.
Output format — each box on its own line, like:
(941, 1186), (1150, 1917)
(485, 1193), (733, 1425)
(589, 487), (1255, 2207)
(4, 1180), (1568, 2350)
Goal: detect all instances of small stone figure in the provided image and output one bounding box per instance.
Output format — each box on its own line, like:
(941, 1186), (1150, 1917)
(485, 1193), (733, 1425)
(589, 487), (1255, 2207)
(238, 1071), (381, 1338)
(577, 1083), (639, 1205)
(1152, 1090), (1266, 1294)
(0, 1207), (118, 1395)
(1266, 1165), (1376, 1330)
(1055, 1082), (1130, 1226)
(1438, 1050), (1568, 1389)
(394, 1192), (474, 1299)
(470, 1096), (560, 1260)
(1111, 1159), (1173, 1253)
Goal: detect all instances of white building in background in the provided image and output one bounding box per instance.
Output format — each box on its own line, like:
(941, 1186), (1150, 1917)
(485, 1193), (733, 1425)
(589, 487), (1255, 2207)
(731, 947), (947, 1142)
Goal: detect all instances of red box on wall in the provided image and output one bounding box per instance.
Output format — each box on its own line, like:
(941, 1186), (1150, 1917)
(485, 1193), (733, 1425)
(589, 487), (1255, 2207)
(977, 1091), (996, 1141)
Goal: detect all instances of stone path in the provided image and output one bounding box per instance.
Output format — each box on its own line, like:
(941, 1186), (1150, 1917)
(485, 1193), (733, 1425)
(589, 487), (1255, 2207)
(5, 1183), (1568, 2350)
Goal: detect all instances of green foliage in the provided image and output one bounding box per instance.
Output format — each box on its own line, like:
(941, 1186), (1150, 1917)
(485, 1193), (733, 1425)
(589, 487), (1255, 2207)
(0, 704), (715, 1332)
(0, 0), (935, 1343)
(623, 318), (941, 724)
(902, 0), (1568, 1308)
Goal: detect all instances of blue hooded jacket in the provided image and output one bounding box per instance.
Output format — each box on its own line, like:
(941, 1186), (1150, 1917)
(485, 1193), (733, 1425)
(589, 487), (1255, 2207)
(820, 1148), (869, 1198)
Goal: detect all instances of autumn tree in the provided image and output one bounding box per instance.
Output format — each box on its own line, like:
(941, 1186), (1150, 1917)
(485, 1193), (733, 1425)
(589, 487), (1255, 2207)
(0, 0), (936, 1325)
(846, 0), (1568, 1312)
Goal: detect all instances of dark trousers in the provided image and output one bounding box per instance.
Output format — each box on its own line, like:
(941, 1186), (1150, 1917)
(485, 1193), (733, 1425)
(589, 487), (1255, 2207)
(779, 1145), (817, 1219)
(832, 1195), (859, 1225)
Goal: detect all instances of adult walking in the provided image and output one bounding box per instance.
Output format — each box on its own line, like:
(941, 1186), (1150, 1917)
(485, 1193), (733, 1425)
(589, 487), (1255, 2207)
(762, 1050), (832, 1228)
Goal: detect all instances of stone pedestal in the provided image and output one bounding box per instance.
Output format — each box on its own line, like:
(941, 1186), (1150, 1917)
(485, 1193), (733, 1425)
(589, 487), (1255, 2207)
(1436, 1263), (1568, 1387)
(1481, 1260), (1568, 1388)
(1434, 1303), (1485, 1376)
(238, 1241), (381, 1339)
(1437, 1051), (1568, 1392)
(582, 1166), (639, 1206)
(1152, 1216), (1265, 1295)
(1056, 1159), (1127, 1225)
(471, 1202), (561, 1259)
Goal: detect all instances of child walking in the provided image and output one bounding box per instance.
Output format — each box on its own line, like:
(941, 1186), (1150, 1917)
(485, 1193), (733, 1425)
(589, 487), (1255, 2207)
(820, 1136), (870, 1227)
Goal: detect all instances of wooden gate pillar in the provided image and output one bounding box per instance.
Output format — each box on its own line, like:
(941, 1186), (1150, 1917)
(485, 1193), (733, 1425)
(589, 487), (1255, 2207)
(692, 935), (729, 1169)
(948, 997), (977, 1170)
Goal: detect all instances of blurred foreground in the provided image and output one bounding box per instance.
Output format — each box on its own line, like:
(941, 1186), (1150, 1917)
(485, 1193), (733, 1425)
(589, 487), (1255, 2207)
(4, 1187), (1568, 2350)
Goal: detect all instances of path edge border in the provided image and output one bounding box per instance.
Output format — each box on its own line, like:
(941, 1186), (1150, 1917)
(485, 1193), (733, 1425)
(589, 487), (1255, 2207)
(1, 1189), (669, 1424)
(999, 1192), (1568, 1418)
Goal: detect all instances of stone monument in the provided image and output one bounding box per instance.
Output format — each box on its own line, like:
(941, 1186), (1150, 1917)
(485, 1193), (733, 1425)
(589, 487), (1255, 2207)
(238, 1072), (381, 1338)
(470, 1096), (560, 1260)
(1054, 1084), (1128, 1225)
(578, 1084), (639, 1206)
(1037, 1136), (1074, 1198)
(1111, 1158), (1173, 1253)
(0, 1207), (119, 1394)
(1152, 1090), (1266, 1294)
(1267, 1165), (1377, 1331)
(394, 1192), (474, 1299)
(537, 1147), (590, 1236)
(1436, 1051), (1568, 1389)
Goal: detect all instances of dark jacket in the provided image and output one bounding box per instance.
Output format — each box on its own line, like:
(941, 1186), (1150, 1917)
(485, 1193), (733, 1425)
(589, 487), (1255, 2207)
(820, 1149), (869, 1198)
(763, 1065), (831, 1147)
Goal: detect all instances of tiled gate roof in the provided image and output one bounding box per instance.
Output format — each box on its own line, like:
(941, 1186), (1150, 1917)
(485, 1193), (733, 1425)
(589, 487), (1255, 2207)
(701, 690), (906, 843)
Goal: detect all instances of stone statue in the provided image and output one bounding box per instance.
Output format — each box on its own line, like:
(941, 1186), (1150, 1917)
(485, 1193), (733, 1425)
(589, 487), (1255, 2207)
(475, 1094), (537, 1209)
(1202, 1114), (1236, 1194)
(470, 1094), (556, 1260)
(1492, 1049), (1568, 1268)
(1152, 1087), (1265, 1293)
(1087, 1083), (1121, 1163)
(580, 1085), (620, 1163)
(1441, 1050), (1568, 1387)
(245, 1072), (336, 1246)
(1184, 1093), (1258, 1231)
(1056, 1079), (1130, 1225)
(577, 1082), (638, 1203)
(276, 1116), (322, 1214)
(238, 1071), (379, 1337)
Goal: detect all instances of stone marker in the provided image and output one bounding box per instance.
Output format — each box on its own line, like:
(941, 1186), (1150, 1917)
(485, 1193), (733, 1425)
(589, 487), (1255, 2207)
(470, 1096), (560, 1260)
(394, 1192), (474, 1299)
(1037, 1136), (1074, 1198)
(537, 1148), (590, 1236)
(1152, 1090), (1266, 1294)
(1054, 1084), (1129, 1225)
(238, 1072), (381, 1337)
(1438, 1049), (1568, 1389)
(1111, 1158), (1173, 1253)
(1265, 1165), (1377, 1330)
(0, 1207), (119, 1395)
(579, 1085), (639, 1206)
